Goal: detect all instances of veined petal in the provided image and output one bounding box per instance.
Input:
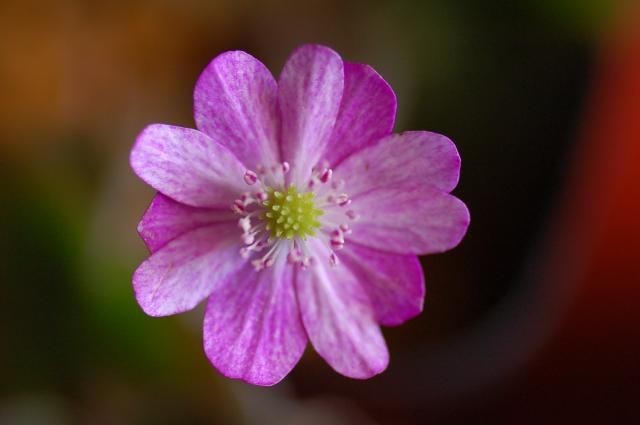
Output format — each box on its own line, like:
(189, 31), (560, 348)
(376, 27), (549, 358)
(295, 239), (389, 379)
(325, 62), (396, 167)
(203, 257), (307, 386)
(278, 44), (344, 184)
(347, 185), (470, 255)
(132, 223), (244, 317)
(194, 51), (280, 168)
(137, 193), (235, 253)
(336, 131), (461, 195)
(130, 124), (246, 208)
(340, 243), (425, 327)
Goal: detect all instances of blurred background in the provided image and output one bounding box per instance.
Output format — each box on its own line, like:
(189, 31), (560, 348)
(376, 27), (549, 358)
(1, 0), (639, 424)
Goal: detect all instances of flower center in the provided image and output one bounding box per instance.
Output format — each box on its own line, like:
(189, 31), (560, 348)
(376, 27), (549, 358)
(232, 161), (359, 270)
(263, 187), (323, 240)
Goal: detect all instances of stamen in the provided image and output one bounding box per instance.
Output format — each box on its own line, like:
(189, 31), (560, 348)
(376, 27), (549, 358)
(335, 193), (350, 206)
(329, 251), (339, 267)
(319, 168), (332, 183)
(244, 170), (258, 185)
(330, 234), (344, 249)
(287, 248), (301, 264)
(233, 162), (356, 270)
(238, 217), (251, 232)
(254, 190), (268, 202)
(233, 200), (246, 213)
(346, 210), (359, 220)
(331, 179), (345, 191)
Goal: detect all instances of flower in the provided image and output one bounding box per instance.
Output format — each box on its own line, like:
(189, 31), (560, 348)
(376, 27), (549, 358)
(130, 44), (469, 386)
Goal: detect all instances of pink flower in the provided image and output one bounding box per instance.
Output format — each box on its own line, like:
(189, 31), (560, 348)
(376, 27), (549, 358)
(130, 44), (469, 386)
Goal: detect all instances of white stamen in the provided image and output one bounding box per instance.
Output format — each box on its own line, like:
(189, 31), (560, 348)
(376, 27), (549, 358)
(238, 217), (252, 232)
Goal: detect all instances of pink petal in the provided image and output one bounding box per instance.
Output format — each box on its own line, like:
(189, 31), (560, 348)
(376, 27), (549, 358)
(295, 239), (389, 379)
(194, 51), (280, 169)
(130, 124), (246, 208)
(340, 243), (424, 327)
(324, 62), (396, 167)
(336, 131), (461, 195)
(347, 185), (470, 255)
(137, 193), (235, 253)
(203, 258), (307, 386)
(278, 44), (344, 184)
(132, 223), (244, 317)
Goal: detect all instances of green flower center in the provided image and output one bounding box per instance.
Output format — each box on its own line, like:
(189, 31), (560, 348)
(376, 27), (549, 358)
(262, 186), (323, 240)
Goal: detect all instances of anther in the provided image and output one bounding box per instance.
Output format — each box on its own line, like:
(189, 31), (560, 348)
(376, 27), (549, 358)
(255, 240), (269, 251)
(287, 249), (301, 264)
(242, 233), (256, 245)
(330, 230), (345, 250)
(320, 168), (332, 183)
(251, 259), (265, 271)
(335, 194), (350, 206)
(233, 200), (246, 213)
(329, 251), (339, 267)
(331, 179), (345, 190)
(346, 210), (359, 220)
(244, 170), (258, 185)
(330, 240), (344, 250)
(254, 190), (268, 202)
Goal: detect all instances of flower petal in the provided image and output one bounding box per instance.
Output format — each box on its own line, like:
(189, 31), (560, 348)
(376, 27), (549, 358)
(278, 44), (344, 184)
(194, 51), (280, 168)
(324, 62), (396, 167)
(130, 124), (246, 208)
(346, 185), (470, 255)
(203, 257), (307, 386)
(339, 243), (425, 326)
(295, 239), (389, 379)
(137, 193), (235, 253)
(336, 131), (461, 195)
(132, 223), (244, 317)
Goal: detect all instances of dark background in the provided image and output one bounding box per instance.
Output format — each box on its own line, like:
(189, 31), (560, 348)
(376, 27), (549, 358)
(1, 0), (639, 424)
